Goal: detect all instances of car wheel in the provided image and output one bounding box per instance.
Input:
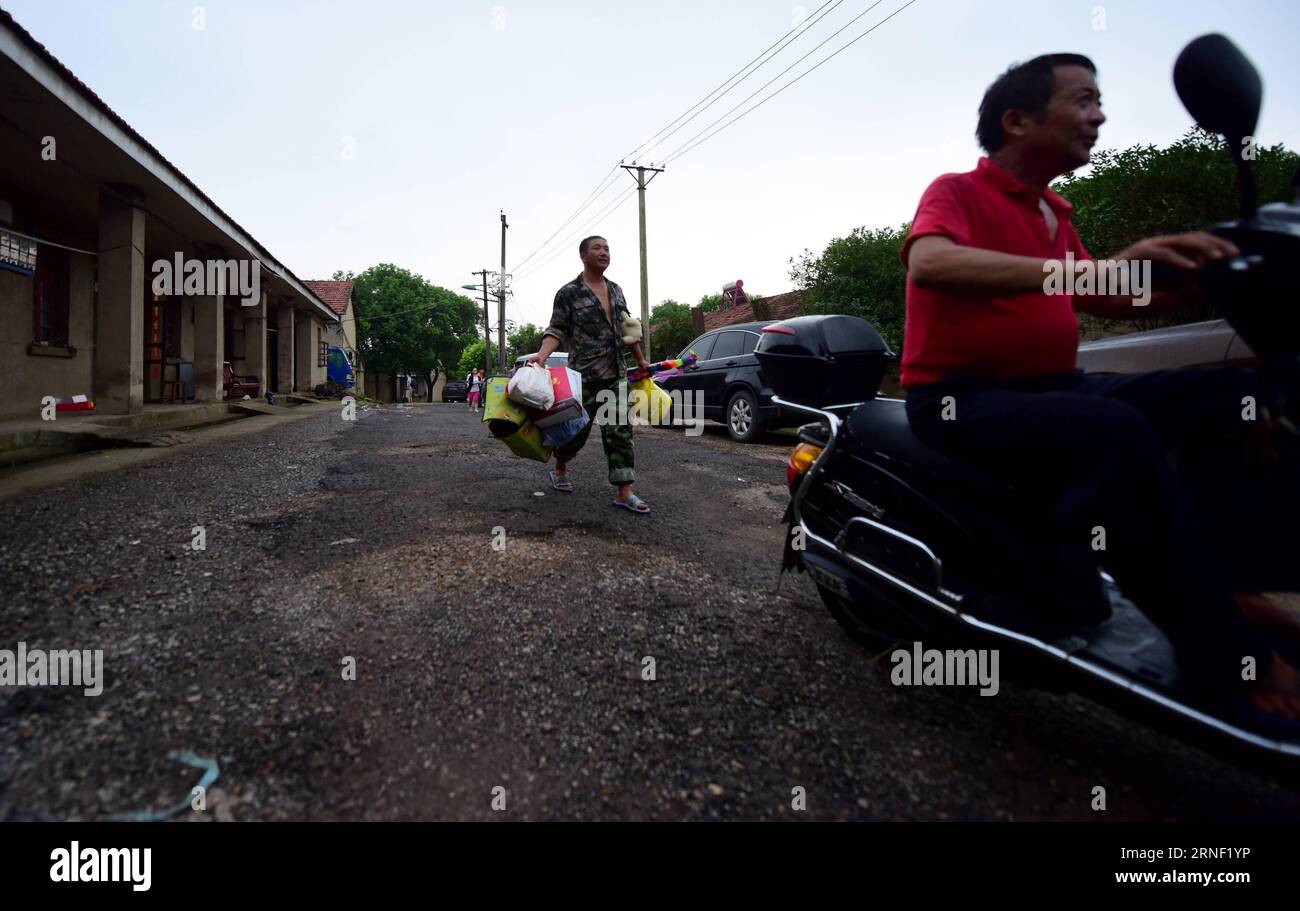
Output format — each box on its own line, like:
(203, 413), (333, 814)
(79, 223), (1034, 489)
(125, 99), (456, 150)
(726, 390), (761, 442)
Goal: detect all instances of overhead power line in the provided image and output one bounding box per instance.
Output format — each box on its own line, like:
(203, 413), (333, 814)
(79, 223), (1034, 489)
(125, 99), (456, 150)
(512, 185), (639, 282)
(507, 0), (919, 290)
(624, 0), (846, 164)
(509, 164), (621, 273)
(510, 0), (848, 273)
(664, 0), (919, 166)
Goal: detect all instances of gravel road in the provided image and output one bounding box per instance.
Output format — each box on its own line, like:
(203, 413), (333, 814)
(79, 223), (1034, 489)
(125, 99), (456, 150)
(1, 402), (1297, 820)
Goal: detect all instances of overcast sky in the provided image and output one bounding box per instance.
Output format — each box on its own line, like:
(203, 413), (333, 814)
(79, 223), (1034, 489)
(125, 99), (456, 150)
(6, 0), (1299, 331)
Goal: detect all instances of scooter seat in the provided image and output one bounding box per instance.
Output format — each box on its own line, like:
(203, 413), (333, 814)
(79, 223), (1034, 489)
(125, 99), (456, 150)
(846, 399), (1017, 493)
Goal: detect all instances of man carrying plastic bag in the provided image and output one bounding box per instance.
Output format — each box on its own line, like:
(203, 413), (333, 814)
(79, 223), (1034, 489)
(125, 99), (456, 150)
(525, 235), (653, 513)
(506, 362), (555, 410)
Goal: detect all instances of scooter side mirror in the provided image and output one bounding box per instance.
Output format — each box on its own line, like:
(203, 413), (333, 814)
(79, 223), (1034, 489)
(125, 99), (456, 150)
(1173, 33), (1263, 217)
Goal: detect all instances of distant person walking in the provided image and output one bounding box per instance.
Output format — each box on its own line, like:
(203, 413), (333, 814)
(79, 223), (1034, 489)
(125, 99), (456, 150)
(468, 369), (484, 412)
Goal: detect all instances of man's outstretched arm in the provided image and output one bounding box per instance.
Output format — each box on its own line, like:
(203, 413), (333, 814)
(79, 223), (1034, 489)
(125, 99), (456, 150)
(908, 232), (1238, 318)
(907, 235), (1049, 296)
(627, 340), (650, 371)
(1072, 232), (1239, 318)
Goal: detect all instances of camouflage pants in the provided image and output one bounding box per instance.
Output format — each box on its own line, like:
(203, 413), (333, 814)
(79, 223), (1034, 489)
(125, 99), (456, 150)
(555, 377), (634, 485)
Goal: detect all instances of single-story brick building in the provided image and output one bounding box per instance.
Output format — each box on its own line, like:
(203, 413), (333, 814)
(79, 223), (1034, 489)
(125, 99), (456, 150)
(0, 8), (339, 420)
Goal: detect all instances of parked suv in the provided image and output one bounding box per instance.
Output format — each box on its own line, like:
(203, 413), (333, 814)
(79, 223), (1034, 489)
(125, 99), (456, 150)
(442, 379), (469, 403)
(657, 321), (787, 442)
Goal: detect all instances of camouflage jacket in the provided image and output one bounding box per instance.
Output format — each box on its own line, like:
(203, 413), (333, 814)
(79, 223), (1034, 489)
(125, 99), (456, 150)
(543, 274), (631, 382)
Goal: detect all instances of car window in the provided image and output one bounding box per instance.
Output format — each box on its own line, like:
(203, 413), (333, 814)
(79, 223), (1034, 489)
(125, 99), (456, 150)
(742, 331), (760, 353)
(682, 334), (715, 361)
(710, 331), (746, 360)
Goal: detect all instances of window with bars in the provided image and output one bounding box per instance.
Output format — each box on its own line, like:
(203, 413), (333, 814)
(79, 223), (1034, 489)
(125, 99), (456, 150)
(32, 244), (70, 346)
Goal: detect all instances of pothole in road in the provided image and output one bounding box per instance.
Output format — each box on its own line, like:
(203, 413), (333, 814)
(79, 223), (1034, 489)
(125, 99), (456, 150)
(318, 463), (392, 492)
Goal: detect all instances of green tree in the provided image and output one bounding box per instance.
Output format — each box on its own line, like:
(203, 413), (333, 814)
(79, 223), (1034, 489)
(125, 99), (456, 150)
(457, 338), (496, 379)
(648, 299), (696, 359)
(506, 323), (544, 364)
(352, 264), (479, 401)
(788, 225), (910, 356)
(1055, 128), (1299, 330)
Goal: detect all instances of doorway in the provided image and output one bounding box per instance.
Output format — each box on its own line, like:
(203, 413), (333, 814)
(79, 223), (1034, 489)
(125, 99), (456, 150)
(144, 296), (184, 402)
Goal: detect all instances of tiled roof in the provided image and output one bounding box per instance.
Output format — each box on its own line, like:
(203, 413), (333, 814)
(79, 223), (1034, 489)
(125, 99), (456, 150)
(0, 7), (333, 319)
(303, 280), (353, 317)
(700, 289), (807, 332)
(761, 290), (805, 321)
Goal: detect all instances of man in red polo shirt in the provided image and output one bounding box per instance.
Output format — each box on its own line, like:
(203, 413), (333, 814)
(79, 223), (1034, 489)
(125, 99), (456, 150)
(901, 53), (1300, 719)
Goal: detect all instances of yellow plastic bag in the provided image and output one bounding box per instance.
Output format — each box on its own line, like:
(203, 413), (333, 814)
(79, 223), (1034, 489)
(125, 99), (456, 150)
(483, 375), (527, 433)
(629, 377), (673, 426)
(500, 420), (554, 462)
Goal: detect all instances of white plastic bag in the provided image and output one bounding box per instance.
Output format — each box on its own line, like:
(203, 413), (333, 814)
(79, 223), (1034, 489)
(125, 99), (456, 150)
(506, 362), (555, 410)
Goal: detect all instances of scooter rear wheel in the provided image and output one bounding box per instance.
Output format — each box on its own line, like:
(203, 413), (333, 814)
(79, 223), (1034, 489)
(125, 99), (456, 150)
(815, 584), (908, 651)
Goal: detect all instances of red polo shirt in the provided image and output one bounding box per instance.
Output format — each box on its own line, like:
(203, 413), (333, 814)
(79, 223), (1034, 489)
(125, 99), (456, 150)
(899, 157), (1090, 387)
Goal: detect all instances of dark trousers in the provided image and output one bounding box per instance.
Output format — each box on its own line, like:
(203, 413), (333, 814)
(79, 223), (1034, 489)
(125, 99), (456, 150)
(906, 367), (1298, 687)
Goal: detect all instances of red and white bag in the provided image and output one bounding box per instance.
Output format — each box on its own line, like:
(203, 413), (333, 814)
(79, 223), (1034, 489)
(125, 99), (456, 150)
(533, 366), (584, 429)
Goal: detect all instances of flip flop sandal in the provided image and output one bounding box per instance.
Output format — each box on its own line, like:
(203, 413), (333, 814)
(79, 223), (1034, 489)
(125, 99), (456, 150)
(549, 470), (574, 493)
(613, 494), (650, 514)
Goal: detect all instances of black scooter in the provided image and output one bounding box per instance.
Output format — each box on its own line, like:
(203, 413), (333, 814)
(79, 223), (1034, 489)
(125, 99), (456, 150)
(763, 34), (1300, 772)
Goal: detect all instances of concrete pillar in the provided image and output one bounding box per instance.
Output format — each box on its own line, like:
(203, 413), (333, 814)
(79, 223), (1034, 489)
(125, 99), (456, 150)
(277, 304), (295, 394)
(242, 290), (267, 396)
(294, 314), (311, 391)
(192, 294), (224, 401)
(95, 191), (146, 413)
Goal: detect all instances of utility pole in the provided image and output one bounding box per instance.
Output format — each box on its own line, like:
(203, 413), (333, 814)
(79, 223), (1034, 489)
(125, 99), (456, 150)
(621, 163), (664, 361)
(499, 211), (508, 373)
(477, 269), (491, 375)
